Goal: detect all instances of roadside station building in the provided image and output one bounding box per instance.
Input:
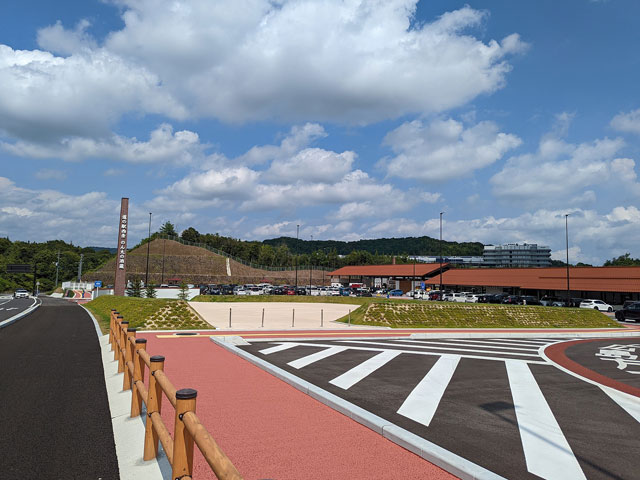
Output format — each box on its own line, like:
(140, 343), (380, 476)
(330, 264), (640, 304)
(330, 263), (447, 292)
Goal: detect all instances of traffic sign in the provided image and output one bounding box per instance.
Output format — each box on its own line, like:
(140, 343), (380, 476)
(6, 264), (32, 274)
(94, 281), (103, 288)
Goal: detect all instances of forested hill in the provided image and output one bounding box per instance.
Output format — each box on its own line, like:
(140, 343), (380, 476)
(263, 235), (484, 256)
(0, 238), (112, 293)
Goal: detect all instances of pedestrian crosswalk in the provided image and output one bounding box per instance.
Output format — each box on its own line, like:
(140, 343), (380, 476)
(249, 337), (640, 480)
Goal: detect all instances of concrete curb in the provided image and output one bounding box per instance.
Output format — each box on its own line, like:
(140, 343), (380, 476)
(410, 330), (640, 339)
(0, 297), (40, 329)
(211, 336), (506, 480)
(82, 306), (170, 480)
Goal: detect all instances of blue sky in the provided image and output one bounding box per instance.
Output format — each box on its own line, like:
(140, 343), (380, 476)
(1, 0), (640, 265)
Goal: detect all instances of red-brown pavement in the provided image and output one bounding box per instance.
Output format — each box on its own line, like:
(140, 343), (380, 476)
(139, 332), (457, 480)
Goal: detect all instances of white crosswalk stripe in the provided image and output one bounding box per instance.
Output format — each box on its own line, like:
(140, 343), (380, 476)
(506, 360), (586, 480)
(259, 343), (299, 355)
(393, 339), (540, 352)
(330, 350), (402, 390)
(397, 355), (460, 427)
(288, 346), (347, 369)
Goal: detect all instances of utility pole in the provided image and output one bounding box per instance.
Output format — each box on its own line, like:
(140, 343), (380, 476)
(565, 213), (570, 307)
(146, 212), (152, 286)
(161, 239), (166, 284)
(54, 250), (60, 288)
(77, 254), (83, 283)
(309, 235), (313, 291)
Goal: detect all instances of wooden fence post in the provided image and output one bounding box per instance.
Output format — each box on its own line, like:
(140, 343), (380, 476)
(109, 309), (116, 350)
(144, 355), (165, 461)
(172, 388), (197, 480)
(123, 328), (136, 390)
(130, 338), (147, 417)
(113, 315), (123, 360)
(117, 321), (129, 372)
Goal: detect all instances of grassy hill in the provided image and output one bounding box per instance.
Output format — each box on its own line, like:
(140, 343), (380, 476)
(86, 239), (329, 286)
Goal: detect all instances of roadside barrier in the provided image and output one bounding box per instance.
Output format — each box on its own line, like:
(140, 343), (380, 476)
(109, 310), (243, 480)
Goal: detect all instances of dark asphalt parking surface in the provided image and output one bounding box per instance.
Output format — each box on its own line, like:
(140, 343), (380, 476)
(240, 337), (640, 480)
(0, 297), (120, 479)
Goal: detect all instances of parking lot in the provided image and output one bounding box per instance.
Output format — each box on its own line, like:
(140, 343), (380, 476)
(238, 337), (640, 479)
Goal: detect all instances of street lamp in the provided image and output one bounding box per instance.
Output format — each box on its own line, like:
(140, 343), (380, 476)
(565, 213), (570, 307)
(439, 212), (444, 293)
(145, 212), (152, 286)
(309, 234), (313, 291)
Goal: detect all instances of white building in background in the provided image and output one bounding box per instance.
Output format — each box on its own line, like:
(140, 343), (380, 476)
(483, 243), (551, 267)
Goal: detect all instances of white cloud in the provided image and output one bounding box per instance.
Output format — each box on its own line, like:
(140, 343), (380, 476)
(2, 124), (204, 164)
(0, 45), (186, 143)
(611, 108), (640, 135)
(384, 119), (521, 182)
(103, 1), (526, 123)
(266, 148), (356, 184)
(36, 19), (97, 55)
(490, 136), (630, 206)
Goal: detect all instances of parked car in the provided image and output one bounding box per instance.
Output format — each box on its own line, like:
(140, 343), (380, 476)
(13, 289), (29, 298)
(622, 300), (640, 309)
(579, 299), (613, 312)
(615, 302), (640, 322)
(450, 292), (467, 303)
(519, 296), (541, 306)
(502, 295), (521, 305)
(465, 294), (481, 303)
(388, 289), (404, 296)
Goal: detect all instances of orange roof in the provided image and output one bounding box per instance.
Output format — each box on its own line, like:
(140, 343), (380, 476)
(330, 263), (446, 277)
(436, 266), (640, 293)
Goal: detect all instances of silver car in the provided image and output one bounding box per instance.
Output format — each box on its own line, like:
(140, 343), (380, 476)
(13, 289), (29, 298)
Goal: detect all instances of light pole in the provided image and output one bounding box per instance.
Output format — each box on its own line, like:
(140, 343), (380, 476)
(145, 212), (152, 286)
(295, 224), (299, 289)
(309, 234), (313, 291)
(565, 213), (570, 307)
(439, 212), (444, 293)
(161, 239), (166, 284)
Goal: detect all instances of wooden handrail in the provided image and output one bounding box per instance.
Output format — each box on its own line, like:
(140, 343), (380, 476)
(111, 314), (243, 479)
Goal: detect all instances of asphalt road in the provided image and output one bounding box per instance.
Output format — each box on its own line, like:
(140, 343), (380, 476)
(0, 297), (120, 479)
(240, 337), (640, 480)
(0, 295), (38, 323)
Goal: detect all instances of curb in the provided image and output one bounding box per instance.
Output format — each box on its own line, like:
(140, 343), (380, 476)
(211, 336), (506, 480)
(0, 297), (41, 329)
(410, 330), (640, 340)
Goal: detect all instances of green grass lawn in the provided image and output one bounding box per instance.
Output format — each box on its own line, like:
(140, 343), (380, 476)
(85, 296), (213, 333)
(339, 301), (622, 329)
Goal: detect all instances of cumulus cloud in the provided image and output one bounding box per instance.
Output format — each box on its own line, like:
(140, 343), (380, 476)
(37, 19), (97, 55)
(384, 118), (521, 182)
(2, 123), (205, 164)
(0, 44), (186, 144)
(611, 108), (640, 135)
(103, 1), (526, 123)
(490, 135), (632, 206)
(266, 148), (356, 184)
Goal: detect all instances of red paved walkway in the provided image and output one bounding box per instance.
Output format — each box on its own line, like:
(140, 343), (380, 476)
(139, 333), (456, 480)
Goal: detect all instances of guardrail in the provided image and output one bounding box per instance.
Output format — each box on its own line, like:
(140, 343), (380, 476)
(109, 309), (243, 479)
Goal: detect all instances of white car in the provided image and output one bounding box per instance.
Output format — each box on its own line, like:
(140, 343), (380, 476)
(13, 289), (29, 298)
(465, 294), (480, 303)
(579, 299), (613, 312)
(450, 292), (468, 303)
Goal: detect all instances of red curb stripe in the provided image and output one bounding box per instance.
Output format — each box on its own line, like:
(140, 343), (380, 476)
(544, 339), (640, 398)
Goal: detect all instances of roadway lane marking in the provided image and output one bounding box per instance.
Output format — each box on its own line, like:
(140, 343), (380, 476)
(451, 339), (553, 348)
(329, 350), (402, 390)
(340, 340), (541, 357)
(259, 343), (300, 355)
(485, 338), (552, 346)
(393, 339), (540, 352)
(505, 360), (586, 480)
(288, 346), (348, 369)
(397, 355), (461, 427)
(260, 341), (549, 364)
(599, 386), (640, 422)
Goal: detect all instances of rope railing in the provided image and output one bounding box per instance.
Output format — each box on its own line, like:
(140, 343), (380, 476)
(108, 309), (243, 479)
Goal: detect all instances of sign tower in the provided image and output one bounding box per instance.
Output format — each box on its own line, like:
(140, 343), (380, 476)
(114, 197), (129, 296)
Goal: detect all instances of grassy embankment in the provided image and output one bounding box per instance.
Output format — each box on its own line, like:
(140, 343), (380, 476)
(85, 296), (213, 334)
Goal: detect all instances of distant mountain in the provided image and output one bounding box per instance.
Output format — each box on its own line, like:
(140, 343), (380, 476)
(87, 246), (117, 254)
(263, 235), (484, 256)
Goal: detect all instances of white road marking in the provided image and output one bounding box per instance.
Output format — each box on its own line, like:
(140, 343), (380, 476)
(486, 338), (553, 346)
(341, 340), (540, 357)
(6, 307), (18, 311)
(288, 346), (347, 369)
(397, 355), (461, 427)
(599, 386), (640, 423)
(259, 343), (299, 355)
(394, 339), (539, 352)
(329, 350), (402, 390)
(505, 360), (586, 480)
(450, 339), (551, 348)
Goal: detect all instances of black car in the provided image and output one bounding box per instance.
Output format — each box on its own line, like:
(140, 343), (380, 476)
(476, 294), (493, 303)
(489, 293), (509, 304)
(220, 284), (234, 295)
(502, 295), (521, 305)
(519, 296), (541, 306)
(295, 287), (307, 295)
(615, 302), (640, 322)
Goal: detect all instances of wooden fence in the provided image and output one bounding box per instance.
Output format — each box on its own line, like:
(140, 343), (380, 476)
(109, 309), (243, 479)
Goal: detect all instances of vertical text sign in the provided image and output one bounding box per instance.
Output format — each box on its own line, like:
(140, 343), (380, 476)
(114, 197), (129, 296)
